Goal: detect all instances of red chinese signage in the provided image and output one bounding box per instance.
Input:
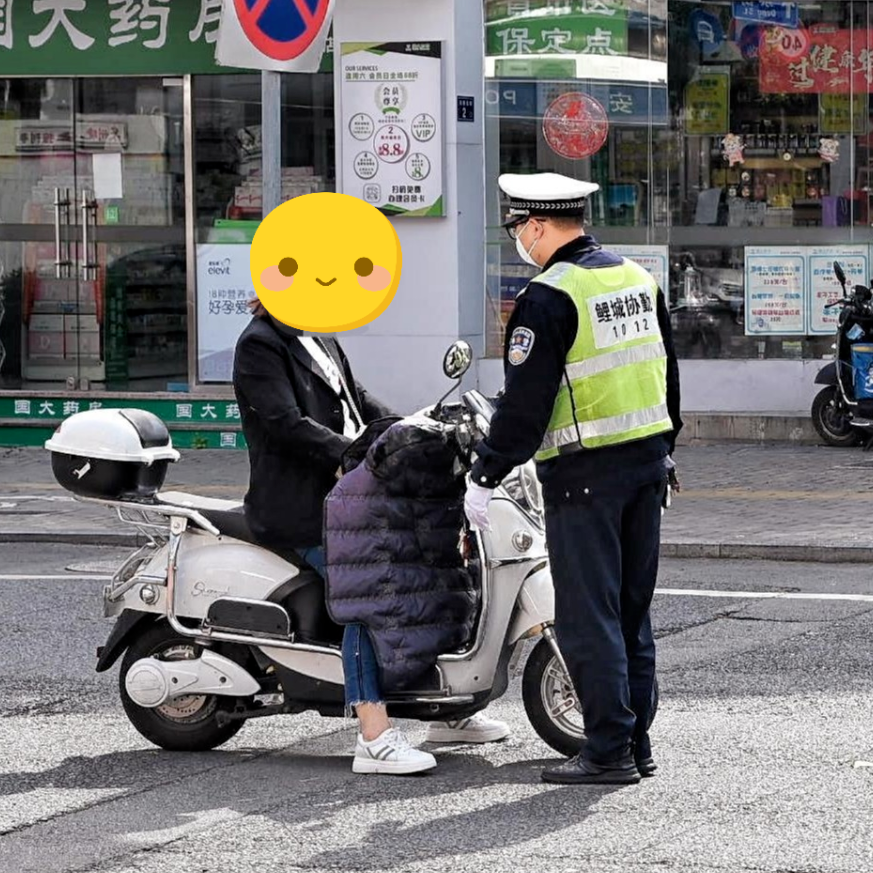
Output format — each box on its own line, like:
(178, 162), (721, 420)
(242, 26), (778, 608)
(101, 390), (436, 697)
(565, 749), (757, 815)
(759, 25), (873, 93)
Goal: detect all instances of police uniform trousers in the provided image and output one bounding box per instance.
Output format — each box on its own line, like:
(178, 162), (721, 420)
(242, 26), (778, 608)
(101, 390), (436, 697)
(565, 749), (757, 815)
(543, 455), (668, 763)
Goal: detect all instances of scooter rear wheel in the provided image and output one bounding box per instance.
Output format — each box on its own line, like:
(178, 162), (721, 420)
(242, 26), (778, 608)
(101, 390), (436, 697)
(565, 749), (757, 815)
(812, 386), (861, 447)
(522, 637), (659, 759)
(119, 620), (248, 752)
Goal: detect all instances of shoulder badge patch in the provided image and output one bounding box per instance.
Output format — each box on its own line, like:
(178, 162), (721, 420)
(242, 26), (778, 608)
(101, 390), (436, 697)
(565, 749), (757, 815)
(508, 326), (535, 366)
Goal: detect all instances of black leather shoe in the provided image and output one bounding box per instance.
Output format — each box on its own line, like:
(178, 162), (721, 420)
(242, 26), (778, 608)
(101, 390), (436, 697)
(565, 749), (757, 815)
(633, 734), (657, 777)
(541, 752), (641, 785)
(564, 738), (657, 778)
(635, 755), (657, 777)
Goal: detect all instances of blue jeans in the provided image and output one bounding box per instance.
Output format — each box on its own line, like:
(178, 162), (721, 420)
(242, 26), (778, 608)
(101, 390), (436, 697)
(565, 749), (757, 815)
(296, 546), (384, 708)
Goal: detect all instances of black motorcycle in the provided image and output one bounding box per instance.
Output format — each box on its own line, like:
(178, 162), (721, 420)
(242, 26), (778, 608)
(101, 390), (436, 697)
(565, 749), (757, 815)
(811, 261), (873, 447)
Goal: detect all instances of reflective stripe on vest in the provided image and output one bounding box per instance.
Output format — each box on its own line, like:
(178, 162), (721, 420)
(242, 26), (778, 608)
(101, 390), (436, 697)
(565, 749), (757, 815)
(531, 257), (672, 461)
(539, 402), (672, 453)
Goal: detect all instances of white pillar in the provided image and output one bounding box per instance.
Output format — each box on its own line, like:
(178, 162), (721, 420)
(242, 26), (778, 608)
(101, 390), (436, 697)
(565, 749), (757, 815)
(332, 0), (486, 413)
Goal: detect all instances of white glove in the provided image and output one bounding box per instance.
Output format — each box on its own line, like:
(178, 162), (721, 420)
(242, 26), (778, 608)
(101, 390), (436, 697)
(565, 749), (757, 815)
(464, 481), (494, 532)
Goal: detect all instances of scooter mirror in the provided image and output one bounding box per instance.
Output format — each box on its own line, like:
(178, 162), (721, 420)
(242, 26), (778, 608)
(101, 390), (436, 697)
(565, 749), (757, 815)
(833, 260), (847, 287)
(442, 340), (473, 381)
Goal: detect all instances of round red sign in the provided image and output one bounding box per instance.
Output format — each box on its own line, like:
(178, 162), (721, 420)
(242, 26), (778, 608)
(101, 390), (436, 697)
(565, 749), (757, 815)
(542, 92), (610, 160)
(767, 24), (810, 61)
(233, 0), (331, 62)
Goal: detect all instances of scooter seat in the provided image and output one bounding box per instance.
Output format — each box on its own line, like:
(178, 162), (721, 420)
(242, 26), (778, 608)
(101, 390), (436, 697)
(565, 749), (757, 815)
(188, 502), (313, 574)
(157, 491), (261, 546)
(198, 506), (258, 545)
(157, 490), (244, 513)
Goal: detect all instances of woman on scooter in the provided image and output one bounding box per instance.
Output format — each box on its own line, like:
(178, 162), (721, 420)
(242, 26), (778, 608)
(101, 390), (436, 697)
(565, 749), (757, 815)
(233, 300), (509, 775)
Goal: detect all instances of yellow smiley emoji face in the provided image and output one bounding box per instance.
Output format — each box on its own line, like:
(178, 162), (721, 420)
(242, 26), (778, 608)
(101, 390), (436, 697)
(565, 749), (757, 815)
(250, 192), (402, 332)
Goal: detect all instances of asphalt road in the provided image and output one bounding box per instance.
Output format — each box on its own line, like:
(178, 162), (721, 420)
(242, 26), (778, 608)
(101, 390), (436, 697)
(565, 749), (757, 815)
(2, 544), (872, 873)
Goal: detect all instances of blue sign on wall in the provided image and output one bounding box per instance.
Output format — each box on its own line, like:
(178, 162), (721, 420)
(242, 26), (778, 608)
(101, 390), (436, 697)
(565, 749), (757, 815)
(536, 83), (667, 127)
(689, 9), (725, 56)
(486, 82), (537, 118)
(732, 1), (799, 28)
(489, 81), (667, 127)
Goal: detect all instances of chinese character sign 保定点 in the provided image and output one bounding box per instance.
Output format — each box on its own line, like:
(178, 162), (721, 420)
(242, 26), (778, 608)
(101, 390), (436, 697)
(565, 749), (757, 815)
(486, 0), (628, 58)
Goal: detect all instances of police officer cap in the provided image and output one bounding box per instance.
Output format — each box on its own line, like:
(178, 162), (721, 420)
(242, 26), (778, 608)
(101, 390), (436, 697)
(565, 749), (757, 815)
(498, 172), (600, 226)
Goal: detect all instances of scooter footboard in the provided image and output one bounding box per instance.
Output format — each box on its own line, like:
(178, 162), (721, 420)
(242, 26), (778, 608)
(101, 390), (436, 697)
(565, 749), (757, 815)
(508, 564), (555, 644)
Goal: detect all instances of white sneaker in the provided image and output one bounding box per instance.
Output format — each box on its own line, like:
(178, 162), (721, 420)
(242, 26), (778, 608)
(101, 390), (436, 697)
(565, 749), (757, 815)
(424, 713), (511, 744)
(352, 728), (437, 775)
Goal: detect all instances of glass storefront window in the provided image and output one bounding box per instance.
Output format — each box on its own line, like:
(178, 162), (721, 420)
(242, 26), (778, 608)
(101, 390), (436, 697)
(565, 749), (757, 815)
(192, 72), (335, 384)
(484, 0), (873, 362)
(0, 77), (187, 391)
(192, 72), (334, 244)
(484, 0), (669, 356)
(193, 74), (263, 239)
(668, 0), (873, 360)
(671, 1), (873, 234)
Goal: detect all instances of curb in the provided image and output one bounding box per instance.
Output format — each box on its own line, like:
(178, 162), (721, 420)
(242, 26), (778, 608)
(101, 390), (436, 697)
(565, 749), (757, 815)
(659, 542), (873, 564)
(0, 532), (142, 546)
(4, 532), (873, 563)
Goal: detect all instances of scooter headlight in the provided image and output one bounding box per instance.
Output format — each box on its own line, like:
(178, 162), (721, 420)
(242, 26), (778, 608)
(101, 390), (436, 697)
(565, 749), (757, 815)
(519, 461), (543, 514)
(502, 460), (544, 523)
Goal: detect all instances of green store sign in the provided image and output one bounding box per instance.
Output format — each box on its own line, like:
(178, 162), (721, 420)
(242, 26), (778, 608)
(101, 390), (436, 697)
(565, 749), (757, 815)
(0, 425), (246, 450)
(0, 0), (333, 76)
(486, 0), (628, 57)
(0, 396), (246, 449)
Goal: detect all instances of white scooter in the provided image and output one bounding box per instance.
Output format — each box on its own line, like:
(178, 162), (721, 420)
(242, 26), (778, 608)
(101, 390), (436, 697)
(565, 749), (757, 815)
(45, 341), (646, 756)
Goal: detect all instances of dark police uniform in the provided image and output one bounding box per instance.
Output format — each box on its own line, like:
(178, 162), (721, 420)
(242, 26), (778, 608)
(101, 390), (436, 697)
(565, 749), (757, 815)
(470, 176), (682, 784)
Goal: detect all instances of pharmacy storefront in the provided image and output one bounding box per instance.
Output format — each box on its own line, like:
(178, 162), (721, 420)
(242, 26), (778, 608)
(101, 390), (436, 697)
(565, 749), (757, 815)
(0, 0), (336, 446)
(5, 0), (873, 447)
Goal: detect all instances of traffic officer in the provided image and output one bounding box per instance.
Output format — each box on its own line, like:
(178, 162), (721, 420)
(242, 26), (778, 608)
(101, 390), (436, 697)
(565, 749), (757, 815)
(464, 172), (682, 786)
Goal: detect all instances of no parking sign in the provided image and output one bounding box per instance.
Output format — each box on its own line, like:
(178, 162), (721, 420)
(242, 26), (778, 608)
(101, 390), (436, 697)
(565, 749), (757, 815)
(216, 0), (335, 73)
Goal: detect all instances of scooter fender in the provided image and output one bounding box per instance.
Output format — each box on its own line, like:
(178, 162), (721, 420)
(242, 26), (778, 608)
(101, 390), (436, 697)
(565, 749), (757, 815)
(815, 361), (837, 386)
(96, 609), (158, 673)
(508, 563), (555, 644)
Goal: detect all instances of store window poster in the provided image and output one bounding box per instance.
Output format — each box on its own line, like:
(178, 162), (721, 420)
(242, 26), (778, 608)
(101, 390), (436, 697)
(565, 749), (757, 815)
(744, 247), (806, 335)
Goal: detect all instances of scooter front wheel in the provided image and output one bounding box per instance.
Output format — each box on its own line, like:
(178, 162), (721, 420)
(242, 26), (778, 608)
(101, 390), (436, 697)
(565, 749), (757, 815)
(811, 386), (861, 447)
(522, 637), (659, 759)
(119, 620), (248, 752)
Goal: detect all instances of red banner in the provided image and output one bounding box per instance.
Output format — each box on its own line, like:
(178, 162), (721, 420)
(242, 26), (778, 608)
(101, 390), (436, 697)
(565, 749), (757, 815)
(759, 25), (873, 94)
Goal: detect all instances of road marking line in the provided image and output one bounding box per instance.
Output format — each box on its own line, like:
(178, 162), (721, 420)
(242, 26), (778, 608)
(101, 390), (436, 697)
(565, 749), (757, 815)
(680, 489), (873, 501)
(0, 574), (111, 581)
(658, 588), (873, 603)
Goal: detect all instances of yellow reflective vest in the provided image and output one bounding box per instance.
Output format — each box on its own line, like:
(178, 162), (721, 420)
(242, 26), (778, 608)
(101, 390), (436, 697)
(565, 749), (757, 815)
(532, 258), (672, 462)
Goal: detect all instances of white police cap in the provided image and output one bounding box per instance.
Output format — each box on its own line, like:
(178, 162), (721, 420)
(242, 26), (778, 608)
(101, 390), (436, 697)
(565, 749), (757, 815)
(498, 172), (600, 224)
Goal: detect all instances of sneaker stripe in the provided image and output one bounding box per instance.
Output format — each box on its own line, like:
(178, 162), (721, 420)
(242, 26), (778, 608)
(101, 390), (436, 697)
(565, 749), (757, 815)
(368, 744), (393, 761)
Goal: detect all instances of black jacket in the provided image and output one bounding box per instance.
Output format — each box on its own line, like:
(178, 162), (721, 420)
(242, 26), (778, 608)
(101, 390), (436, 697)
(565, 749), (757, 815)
(324, 419), (478, 692)
(232, 316), (392, 551)
(470, 236), (682, 494)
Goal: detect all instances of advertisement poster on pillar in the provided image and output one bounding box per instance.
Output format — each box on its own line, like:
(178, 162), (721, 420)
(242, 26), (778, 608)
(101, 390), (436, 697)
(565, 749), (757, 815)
(196, 244), (255, 382)
(340, 42), (445, 217)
